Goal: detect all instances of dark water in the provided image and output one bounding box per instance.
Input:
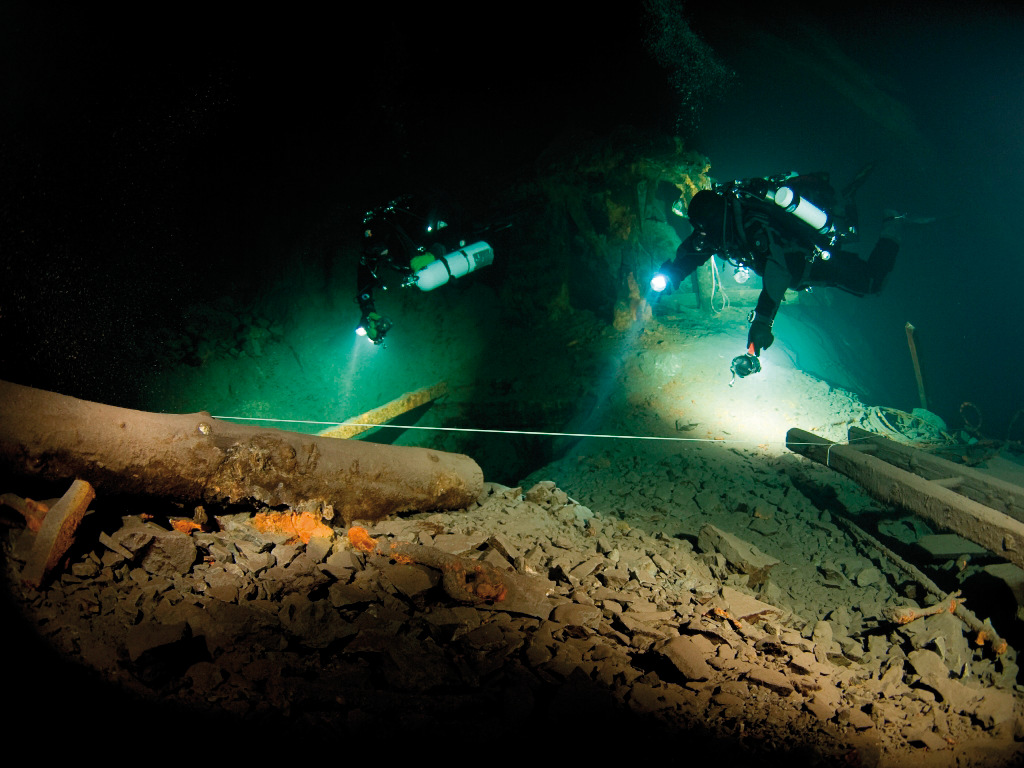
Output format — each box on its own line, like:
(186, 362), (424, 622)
(0, 4), (657, 403)
(2, 1), (1022, 438)
(689, 2), (1024, 436)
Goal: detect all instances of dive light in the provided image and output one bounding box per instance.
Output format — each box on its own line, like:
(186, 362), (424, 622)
(729, 345), (762, 385)
(650, 273), (669, 293)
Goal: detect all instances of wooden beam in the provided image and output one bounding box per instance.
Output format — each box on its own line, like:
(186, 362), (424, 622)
(786, 428), (1024, 569)
(849, 426), (1024, 524)
(0, 380), (482, 525)
(319, 382), (448, 440)
(21, 479), (95, 588)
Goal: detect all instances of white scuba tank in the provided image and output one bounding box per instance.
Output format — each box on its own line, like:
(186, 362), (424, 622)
(770, 187), (834, 236)
(412, 241), (494, 291)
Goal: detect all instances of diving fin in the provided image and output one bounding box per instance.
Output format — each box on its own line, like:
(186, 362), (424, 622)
(841, 161), (876, 201)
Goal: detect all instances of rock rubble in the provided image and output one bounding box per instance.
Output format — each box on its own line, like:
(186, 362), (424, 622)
(3, 459), (1023, 764)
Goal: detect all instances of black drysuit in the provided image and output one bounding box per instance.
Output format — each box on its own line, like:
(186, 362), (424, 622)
(663, 195), (899, 355)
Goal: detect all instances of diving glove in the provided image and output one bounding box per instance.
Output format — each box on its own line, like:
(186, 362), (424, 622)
(747, 313), (774, 356)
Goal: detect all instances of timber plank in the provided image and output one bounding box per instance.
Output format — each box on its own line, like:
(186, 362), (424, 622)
(787, 428), (1024, 570)
(849, 426), (1024, 523)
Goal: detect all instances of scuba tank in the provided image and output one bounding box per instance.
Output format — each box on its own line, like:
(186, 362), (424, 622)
(411, 241), (494, 291)
(717, 172), (847, 261)
(767, 185), (836, 261)
(770, 186), (833, 237)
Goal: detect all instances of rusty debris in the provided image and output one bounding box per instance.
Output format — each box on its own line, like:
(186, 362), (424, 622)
(20, 478), (95, 588)
(250, 508), (334, 544)
(0, 492), (49, 532)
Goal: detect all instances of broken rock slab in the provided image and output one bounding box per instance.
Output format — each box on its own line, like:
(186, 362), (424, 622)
(107, 517), (199, 576)
(697, 524), (779, 587)
(659, 633), (716, 682)
(720, 585), (781, 622)
(907, 648), (1017, 728)
(744, 664), (795, 697)
(916, 533), (992, 561)
(378, 562), (441, 600)
(898, 610), (972, 677)
(127, 619), (191, 663)
(981, 562), (1024, 622)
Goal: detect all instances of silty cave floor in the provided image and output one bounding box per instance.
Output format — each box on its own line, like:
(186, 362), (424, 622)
(3, 296), (1024, 765)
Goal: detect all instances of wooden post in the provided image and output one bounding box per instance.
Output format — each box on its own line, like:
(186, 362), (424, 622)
(696, 262), (715, 311)
(0, 380), (483, 525)
(786, 427), (1024, 569)
(905, 322), (928, 410)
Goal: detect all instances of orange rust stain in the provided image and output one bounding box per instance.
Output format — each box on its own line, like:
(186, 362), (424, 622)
(347, 525), (378, 553)
(474, 579), (507, 602)
(25, 499), (49, 514)
(21, 499), (49, 533)
(250, 510), (334, 544)
(171, 519), (202, 534)
(451, 562), (507, 602)
(712, 606), (743, 630)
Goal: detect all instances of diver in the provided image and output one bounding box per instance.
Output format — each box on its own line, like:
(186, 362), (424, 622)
(652, 168), (929, 380)
(357, 194), (497, 345)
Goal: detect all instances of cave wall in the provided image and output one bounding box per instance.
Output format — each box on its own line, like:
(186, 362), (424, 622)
(499, 128), (712, 329)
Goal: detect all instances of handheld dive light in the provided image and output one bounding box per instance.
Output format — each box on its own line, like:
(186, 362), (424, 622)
(357, 311), (391, 345)
(729, 344), (761, 386)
